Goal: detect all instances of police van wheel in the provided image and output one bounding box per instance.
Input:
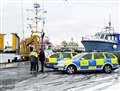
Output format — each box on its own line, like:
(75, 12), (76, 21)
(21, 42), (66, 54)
(103, 65), (112, 73)
(67, 65), (77, 74)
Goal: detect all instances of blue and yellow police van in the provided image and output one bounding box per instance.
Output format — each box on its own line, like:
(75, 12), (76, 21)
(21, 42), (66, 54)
(55, 52), (119, 74)
(45, 52), (77, 68)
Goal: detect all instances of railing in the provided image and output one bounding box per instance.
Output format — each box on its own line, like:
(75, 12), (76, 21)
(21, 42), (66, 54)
(82, 35), (116, 43)
(82, 35), (98, 40)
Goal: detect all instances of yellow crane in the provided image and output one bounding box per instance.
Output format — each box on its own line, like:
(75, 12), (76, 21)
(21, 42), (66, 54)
(20, 35), (40, 60)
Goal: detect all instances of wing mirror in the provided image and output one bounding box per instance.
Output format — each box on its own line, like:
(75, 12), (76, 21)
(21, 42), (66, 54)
(80, 58), (84, 60)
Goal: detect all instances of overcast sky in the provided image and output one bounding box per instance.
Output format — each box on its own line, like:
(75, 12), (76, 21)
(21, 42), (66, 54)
(0, 0), (120, 46)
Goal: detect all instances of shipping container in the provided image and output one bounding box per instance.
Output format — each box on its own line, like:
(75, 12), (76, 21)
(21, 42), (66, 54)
(3, 33), (20, 53)
(0, 34), (4, 52)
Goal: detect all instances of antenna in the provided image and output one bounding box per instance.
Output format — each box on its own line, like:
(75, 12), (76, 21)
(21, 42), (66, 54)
(109, 14), (111, 27)
(42, 0), (46, 34)
(27, 3), (41, 36)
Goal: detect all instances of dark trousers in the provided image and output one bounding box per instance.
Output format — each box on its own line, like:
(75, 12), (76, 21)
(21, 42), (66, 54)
(30, 62), (39, 72)
(36, 61), (39, 72)
(30, 62), (36, 71)
(40, 61), (44, 72)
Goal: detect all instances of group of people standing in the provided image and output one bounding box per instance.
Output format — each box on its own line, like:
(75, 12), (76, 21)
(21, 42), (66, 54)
(29, 48), (45, 74)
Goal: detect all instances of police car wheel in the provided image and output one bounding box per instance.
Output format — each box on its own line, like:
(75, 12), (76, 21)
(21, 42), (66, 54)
(67, 65), (77, 74)
(103, 65), (112, 73)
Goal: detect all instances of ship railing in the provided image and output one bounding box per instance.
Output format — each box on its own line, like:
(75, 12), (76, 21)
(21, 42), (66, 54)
(82, 35), (116, 43)
(82, 35), (99, 40)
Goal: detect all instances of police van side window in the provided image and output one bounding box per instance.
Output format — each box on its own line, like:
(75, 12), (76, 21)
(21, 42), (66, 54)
(105, 53), (115, 59)
(82, 54), (92, 60)
(94, 53), (104, 59)
(72, 53), (77, 56)
(62, 53), (71, 58)
(50, 53), (59, 58)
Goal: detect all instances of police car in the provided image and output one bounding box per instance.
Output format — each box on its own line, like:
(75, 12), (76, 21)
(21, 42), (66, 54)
(45, 52), (77, 68)
(55, 52), (119, 74)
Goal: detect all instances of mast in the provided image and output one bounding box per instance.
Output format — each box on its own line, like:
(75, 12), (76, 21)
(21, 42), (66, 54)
(34, 3), (40, 34)
(26, 1), (46, 49)
(108, 14), (112, 28)
(104, 15), (114, 32)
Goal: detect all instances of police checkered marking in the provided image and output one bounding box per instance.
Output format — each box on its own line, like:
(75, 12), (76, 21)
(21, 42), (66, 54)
(66, 61), (72, 65)
(111, 58), (118, 64)
(105, 59), (111, 63)
(96, 59), (105, 65)
(73, 60), (80, 67)
(49, 58), (57, 63)
(80, 60), (89, 66)
(96, 66), (102, 69)
(80, 66), (88, 70)
(89, 59), (96, 66)
(61, 52), (119, 72)
(88, 66), (96, 70)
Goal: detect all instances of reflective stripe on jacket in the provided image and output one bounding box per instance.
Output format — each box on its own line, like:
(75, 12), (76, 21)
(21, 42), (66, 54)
(30, 51), (38, 58)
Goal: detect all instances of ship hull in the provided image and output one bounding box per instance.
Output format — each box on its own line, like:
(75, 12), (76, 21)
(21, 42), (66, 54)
(81, 40), (120, 52)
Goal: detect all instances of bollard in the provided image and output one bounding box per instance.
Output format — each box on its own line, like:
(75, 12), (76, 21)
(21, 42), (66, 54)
(8, 59), (10, 63)
(14, 57), (17, 62)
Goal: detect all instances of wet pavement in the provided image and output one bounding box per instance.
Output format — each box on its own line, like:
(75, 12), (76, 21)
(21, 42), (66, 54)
(0, 62), (120, 91)
(0, 62), (31, 91)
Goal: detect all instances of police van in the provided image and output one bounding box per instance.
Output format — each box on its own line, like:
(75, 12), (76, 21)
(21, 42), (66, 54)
(45, 52), (77, 68)
(55, 52), (119, 74)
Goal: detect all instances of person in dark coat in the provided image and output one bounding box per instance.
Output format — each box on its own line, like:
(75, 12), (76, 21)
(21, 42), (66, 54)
(38, 48), (45, 72)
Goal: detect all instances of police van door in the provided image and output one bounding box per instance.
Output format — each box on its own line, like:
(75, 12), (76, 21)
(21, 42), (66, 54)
(80, 53), (92, 70)
(94, 53), (105, 69)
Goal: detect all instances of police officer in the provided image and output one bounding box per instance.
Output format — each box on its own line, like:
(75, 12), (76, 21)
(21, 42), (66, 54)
(29, 48), (39, 73)
(38, 48), (45, 72)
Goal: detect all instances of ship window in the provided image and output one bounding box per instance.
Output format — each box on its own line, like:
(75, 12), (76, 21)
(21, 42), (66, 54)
(108, 36), (111, 40)
(104, 35), (107, 39)
(114, 36), (116, 40)
(105, 35), (109, 40)
(108, 35), (114, 40)
(112, 36), (114, 40)
(95, 33), (100, 37)
(109, 35), (116, 41)
(100, 34), (104, 39)
(105, 36), (108, 40)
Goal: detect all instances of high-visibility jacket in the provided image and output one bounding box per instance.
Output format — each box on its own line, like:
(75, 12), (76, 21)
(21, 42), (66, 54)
(30, 51), (38, 58)
(29, 51), (38, 62)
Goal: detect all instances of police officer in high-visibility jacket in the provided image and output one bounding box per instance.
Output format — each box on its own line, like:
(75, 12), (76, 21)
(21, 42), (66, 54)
(29, 48), (39, 74)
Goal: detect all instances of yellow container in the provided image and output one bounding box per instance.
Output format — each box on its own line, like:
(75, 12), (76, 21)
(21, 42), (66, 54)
(0, 34), (4, 51)
(12, 33), (17, 50)
(3, 33), (20, 53)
